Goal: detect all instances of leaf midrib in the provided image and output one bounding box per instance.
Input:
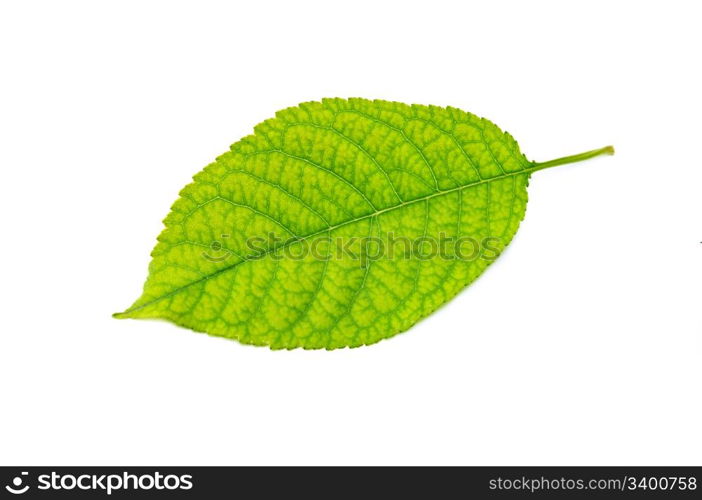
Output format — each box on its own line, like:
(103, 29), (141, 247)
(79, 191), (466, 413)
(117, 164), (535, 317)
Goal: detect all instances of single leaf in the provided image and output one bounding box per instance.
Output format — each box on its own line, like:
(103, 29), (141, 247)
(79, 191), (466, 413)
(115, 98), (613, 349)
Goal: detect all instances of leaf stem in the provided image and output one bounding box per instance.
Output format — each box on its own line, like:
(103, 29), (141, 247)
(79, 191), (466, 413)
(531, 145), (614, 172)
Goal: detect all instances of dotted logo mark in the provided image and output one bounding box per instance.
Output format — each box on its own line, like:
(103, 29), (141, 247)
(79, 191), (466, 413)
(5, 472), (29, 495)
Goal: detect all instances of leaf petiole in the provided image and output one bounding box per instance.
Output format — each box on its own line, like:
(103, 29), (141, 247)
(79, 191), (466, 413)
(532, 145), (614, 172)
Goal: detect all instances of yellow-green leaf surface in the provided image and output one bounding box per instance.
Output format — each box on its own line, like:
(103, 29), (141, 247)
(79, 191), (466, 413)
(115, 98), (613, 349)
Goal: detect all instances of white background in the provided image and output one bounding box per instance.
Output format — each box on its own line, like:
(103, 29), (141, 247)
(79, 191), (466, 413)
(1, 0), (700, 465)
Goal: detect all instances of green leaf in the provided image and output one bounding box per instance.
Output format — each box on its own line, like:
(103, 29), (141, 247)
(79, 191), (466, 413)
(115, 98), (613, 349)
